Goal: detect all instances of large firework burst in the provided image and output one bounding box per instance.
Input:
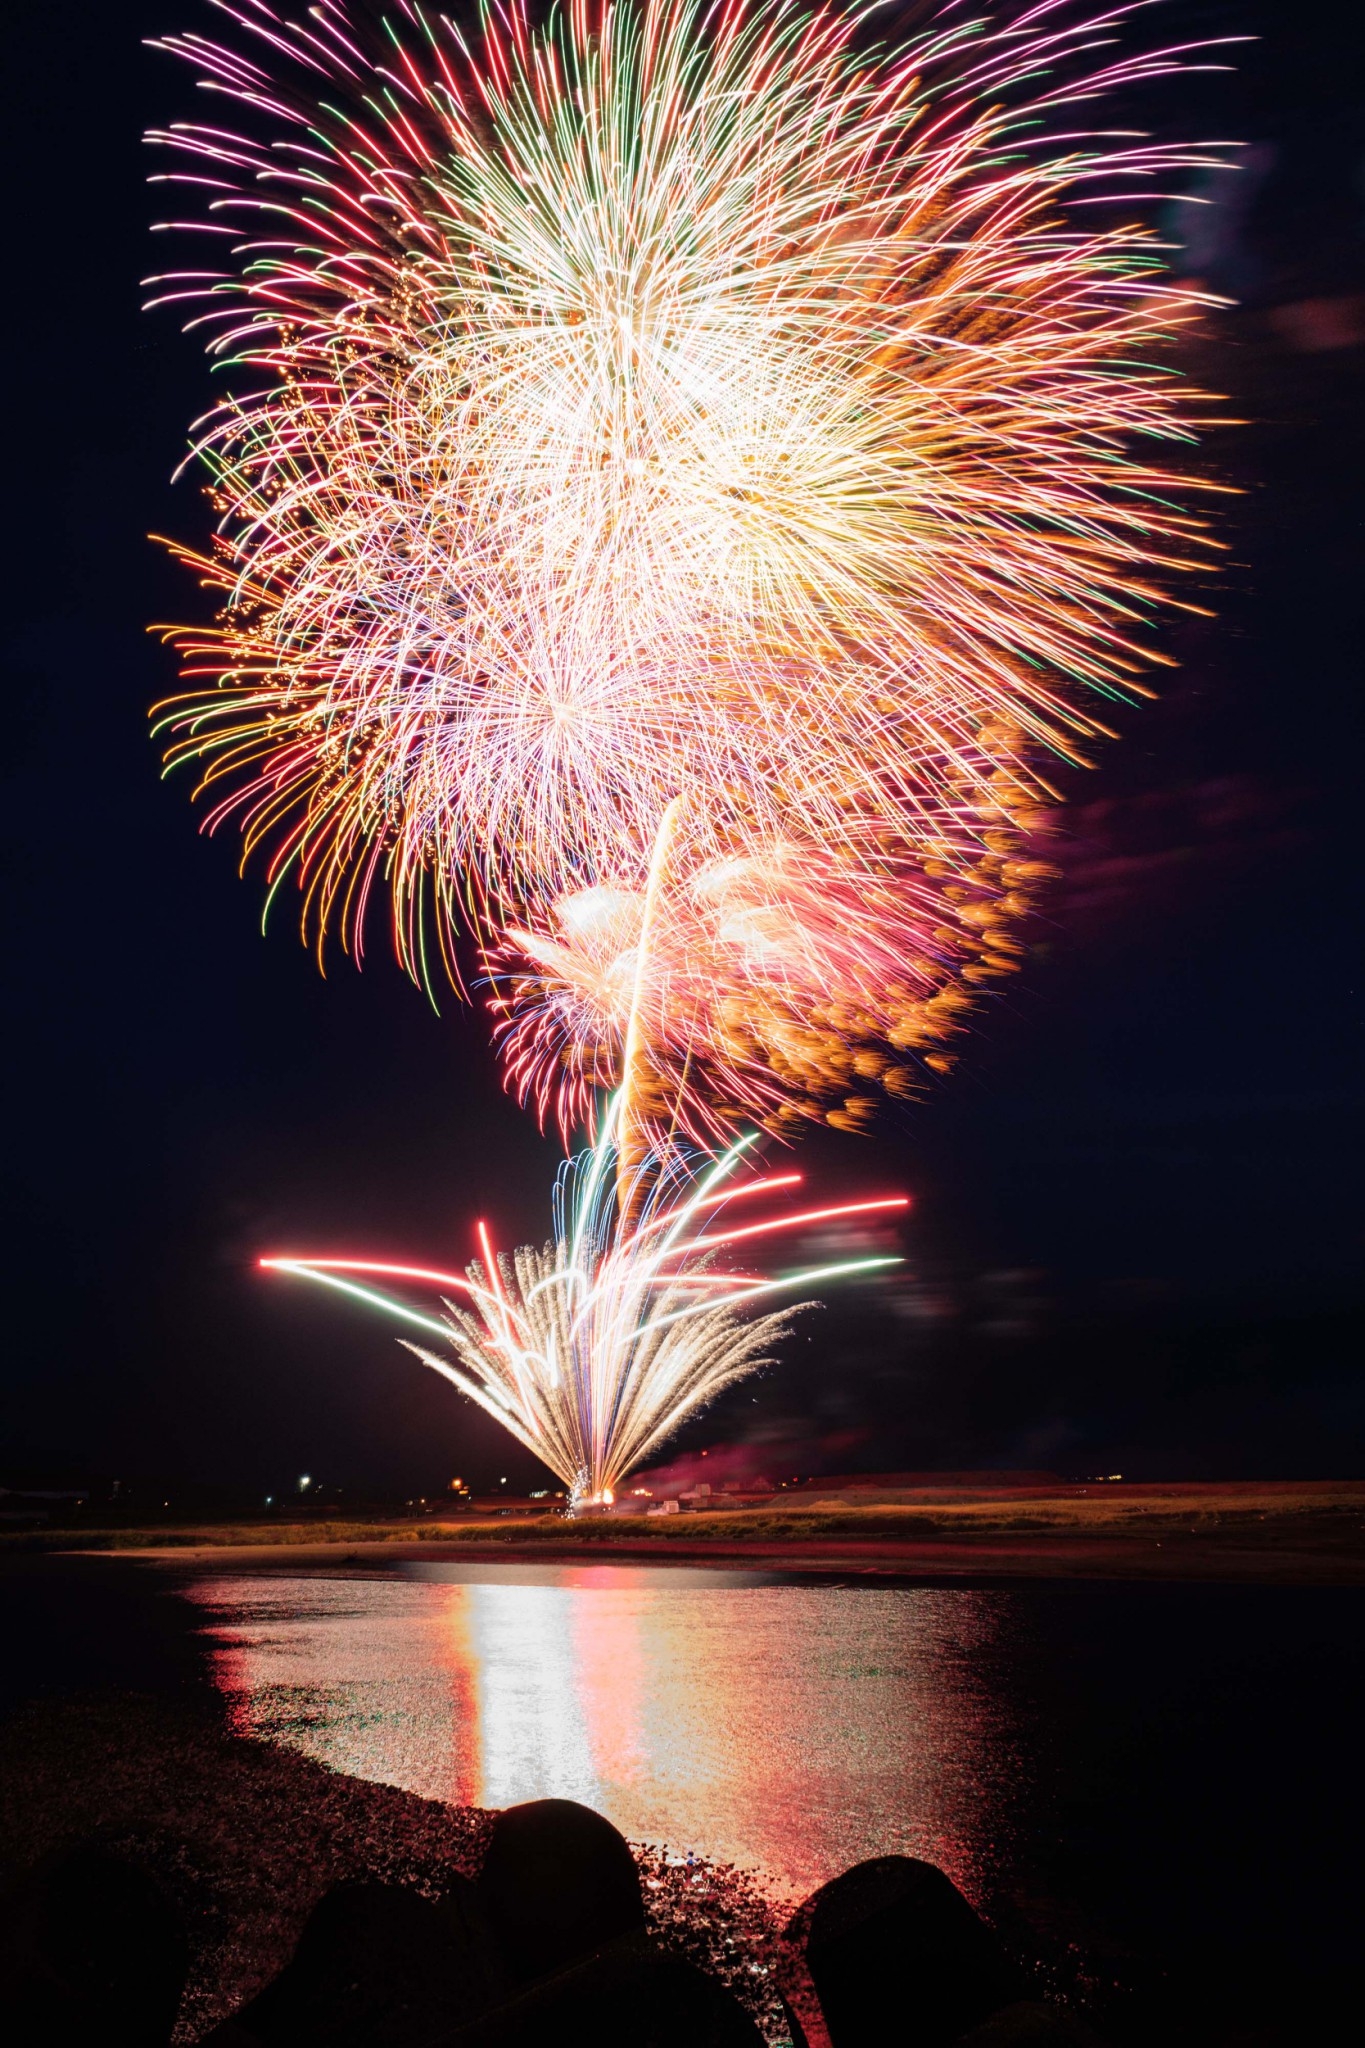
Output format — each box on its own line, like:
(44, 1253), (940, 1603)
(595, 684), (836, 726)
(149, 0), (1226, 1138)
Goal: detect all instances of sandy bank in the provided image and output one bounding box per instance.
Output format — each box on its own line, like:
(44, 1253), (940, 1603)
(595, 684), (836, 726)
(27, 1482), (1362, 1584)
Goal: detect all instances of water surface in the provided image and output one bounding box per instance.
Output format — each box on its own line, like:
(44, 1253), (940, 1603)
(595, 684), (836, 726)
(196, 1564), (1026, 1901)
(189, 1563), (1365, 2039)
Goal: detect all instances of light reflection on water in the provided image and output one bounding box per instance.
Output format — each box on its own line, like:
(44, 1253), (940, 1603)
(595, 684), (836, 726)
(192, 1564), (1028, 1901)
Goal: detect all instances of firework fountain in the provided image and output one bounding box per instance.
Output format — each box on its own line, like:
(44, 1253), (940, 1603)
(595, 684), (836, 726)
(148, 0), (1225, 1493)
(265, 1101), (906, 1507)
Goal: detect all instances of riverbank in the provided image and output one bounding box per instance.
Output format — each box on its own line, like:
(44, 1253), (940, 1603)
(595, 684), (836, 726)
(0, 1553), (787, 2042)
(16, 1481), (1365, 1584)
(1, 1687), (789, 2043)
(6, 1542), (1361, 2046)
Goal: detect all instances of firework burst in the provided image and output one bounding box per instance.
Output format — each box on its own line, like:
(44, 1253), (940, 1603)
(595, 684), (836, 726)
(148, 0), (1228, 1138)
(487, 825), (1008, 1145)
(263, 1104), (906, 1502)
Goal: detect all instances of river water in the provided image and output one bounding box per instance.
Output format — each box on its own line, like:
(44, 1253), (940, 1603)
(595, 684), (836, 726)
(187, 1563), (1363, 2038)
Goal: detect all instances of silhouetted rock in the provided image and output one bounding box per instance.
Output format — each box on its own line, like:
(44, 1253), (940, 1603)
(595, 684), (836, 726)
(476, 1798), (645, 1984)
(442, 1929), (765, 2046)
(0, 1843), (187, 2046)
(201, 1877), (503, 2046)
(0, 1689), (782, 2040)
(784, 1855), (1022, 2046)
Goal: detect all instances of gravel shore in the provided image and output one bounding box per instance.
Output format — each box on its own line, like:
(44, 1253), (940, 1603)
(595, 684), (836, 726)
(0, 1544), (793, 2044)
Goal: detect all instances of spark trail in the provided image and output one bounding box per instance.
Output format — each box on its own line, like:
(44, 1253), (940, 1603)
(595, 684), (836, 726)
(263, 1104), (906, 1503)
(149, 0), (1231, 1143)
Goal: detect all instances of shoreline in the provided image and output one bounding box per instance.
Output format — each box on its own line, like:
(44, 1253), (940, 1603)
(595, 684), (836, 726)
(22, 1480), (1363, 1585)
(83, 1530), (1365, 1584)
(0, 1686), (790, 2044)
(0, 1553), (793, 2043)
(5, 1529), (1361, 2044)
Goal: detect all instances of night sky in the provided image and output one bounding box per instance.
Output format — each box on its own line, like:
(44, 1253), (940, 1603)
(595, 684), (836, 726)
(4, 2), (1362, 1497)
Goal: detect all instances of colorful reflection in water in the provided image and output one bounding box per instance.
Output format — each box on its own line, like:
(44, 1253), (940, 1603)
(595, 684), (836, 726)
(192, 1565), (1028, 1901)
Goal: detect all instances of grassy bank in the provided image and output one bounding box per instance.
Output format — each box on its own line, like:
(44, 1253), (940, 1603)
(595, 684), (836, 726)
(9, 1480), (1363, 1556)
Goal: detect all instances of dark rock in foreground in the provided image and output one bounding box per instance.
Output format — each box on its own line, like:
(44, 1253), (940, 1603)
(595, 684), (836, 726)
(782, 1854), (1022, 2044)
(477, 1797), (646, 1983)
(0, 1694), (785, 2041)
(200, 1879), (502, 2045)
(0, 1843), (188, 2047)
(1, 1754), (1105, 2046)
(442, 1926), (765, 2045)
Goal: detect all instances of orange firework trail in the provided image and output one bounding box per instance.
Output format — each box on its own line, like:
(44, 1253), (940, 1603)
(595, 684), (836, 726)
(487, 827), (981, 1146)
(147, 0), (1232, 1146)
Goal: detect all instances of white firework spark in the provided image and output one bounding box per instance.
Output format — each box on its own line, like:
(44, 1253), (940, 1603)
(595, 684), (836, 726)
(263, 1101), (906, 1502)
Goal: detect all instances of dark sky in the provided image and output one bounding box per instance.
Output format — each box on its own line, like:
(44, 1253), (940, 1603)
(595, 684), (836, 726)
(3, 2), (1362, 1495)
